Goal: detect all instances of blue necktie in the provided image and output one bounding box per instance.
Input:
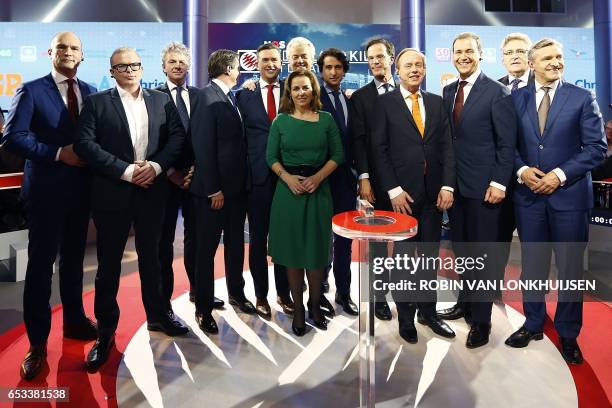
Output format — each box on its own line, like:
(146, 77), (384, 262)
(175, 86), (189, 131)
(382, 83), (391, 93)
(511, 78), (521, 93)
(331, 90), (347, 134)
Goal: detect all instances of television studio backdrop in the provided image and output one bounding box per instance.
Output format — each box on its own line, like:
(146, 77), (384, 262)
(0, 0), (610, 407)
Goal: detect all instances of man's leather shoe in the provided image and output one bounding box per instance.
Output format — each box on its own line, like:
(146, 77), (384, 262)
(417, 313), (455, 338)
(195, 312), (218, 334)
(466, 323), (491, 349)
(335, 293), (358, 316)
(505, 326), (543, 348)
(308, 311), (328, 330)
(319, 295), (336, 318)
(229, 295), (257, 314)
(147, 318), (189, 336)
(437, 303), (470, 322)
(86, 335), (115, 373)
(322, 279), (330, 293)
(256, 298), (272, 318)
(213, 296), (225, 309)
(167, 308), (175, 320)
(559, 337), (583, 365)
(399, 324), (418, 344)
(20, 343), (47, 380)
(374, 301), (392, 321)
(63, 317), (97, 341)
(277, 296), (295, 315)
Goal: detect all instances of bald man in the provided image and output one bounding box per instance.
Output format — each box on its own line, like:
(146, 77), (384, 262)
(3, 32), (97, 380)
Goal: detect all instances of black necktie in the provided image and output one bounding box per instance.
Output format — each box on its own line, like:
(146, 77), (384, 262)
(331, 90), (347, 133)
(511, 78), (521, 93)
(66, 78), (78, 123)
(175, 86), (190, 131)
(382, 83), (391, 93)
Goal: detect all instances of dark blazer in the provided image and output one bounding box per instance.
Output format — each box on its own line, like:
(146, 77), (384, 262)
(74, 87), (185, 210)
(442, 72), (515, 199)
(349, 80), (379, 177)
(2, 74), (96, 207)
(512, 80), (607, 210)
(372, 88), (455, 204)
(236, 81), (283, 186)
(190, 81), (247, 199)
(155, 82), (198, 169)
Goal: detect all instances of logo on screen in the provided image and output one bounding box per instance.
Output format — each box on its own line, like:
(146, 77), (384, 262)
(482, 48), (496, 63)
(20, 46), (37, 62)
(264, 40), (286, 49)
(435, 48), (450, 62)
(239, 50), (258, 73)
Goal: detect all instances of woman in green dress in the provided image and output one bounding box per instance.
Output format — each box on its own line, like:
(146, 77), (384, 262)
(266, 70), (344, 336)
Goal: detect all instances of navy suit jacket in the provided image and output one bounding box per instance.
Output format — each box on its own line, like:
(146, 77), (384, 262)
(443, 72), (515, 200)
(74, 87), (185, 210)
(2, 73), (96, 207)
(512, 80), (606, 211)
(349, 80), (379, 177)
(236, 81), (283, 186)
(190, 81), (247, 199)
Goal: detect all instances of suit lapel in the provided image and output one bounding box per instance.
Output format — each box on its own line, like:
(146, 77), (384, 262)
(43, 74), (69, 116)
(524, 83), (540, 139)
(391, 89), (422, 142)
(211, 82), (241, 121)
(142, 89), (156, 157)
(254, 82), (269, 119)
(445, 81), (458, 132)
(457, 73), (485, 129)
(421, 91), (434, 141)
(109, 88), (134, 157)
(541, 80), (569, 141)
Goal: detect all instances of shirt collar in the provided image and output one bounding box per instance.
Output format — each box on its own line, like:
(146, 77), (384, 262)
(534, 78), (559, 93)
(509, 69), (531, 84)
(167, 80), (187, 93)
(374, 77), (395, 91)
(259, 78), (279, 89)
(399, 86), (422, 99)
(51, 68), (77, 85)
(460, 68), (481, 86)
(212, 78), (231, 95)
(116, 84), (143, 100)
(324, 83), (342, 95)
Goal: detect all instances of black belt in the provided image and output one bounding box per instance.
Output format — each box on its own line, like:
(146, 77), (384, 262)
(284, 164), (323, 177)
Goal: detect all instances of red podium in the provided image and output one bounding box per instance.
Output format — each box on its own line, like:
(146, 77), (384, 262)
(332, 201), (417, 407)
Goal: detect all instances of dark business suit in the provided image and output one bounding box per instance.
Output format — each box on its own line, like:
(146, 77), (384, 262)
(2, 74), (96, 346)
(190, 81), (248, 315)
(320, 85), (356, 296)
(512, 80), (606, 338)
(372, 88), (455, 325)
(236, 81), (290, 301)
(74, 87), (184, 335)
(442, 73), (515, 324)
(155, 82), (198, 310)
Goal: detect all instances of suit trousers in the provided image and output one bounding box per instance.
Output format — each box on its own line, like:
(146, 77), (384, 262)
(92, 187), (167, 336)
(247, 177), (290, 300)
(193, 194), (247, 315)
(159, 180), (196, 310)
(23, 194), (90, 345)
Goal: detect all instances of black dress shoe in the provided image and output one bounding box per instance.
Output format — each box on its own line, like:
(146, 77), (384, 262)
(466, 323), (491, 349)
(437, 303), (469, 321)
(255, 298), (272, 318)
(319, 295), (336, 318)
(167, 308), (175, 320)
(374, 301), (392, 321)
(559, 337), (583, 365)
(229, 295), (257, 314)
(308, 311), (328, 330)
(63, 317), (97, 341)
(86, 335), (115, 373)
(417, 313), (456, 338)
(20, 343), (47, 380)
(147, 317), (189, 336)
(195, 312), (218, 334)
(335, 293), (358, 316)
(322, 279), (330, 293)
(505, 326), (543, 348)
(277, 296), (295, 315)
(213, 296), (225, 309)
(399, 324), (418, 344)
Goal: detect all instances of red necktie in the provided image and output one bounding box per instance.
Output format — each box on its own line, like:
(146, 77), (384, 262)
(66, 78), (79, 123)
(453, 80), (467, 126)
(267, 84), (276, 122)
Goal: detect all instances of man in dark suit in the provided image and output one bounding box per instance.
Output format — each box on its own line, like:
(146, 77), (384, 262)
(504, 38), (606, 364)
(371, 48), (456, 343)
(2, 32), (97, 380)
(236, 43), (293, 318)
(190, 49), (253, 334)
(75, 47), (188, 372)
(316, 48), (358, 316)
(438, 32), (515, 348)
(155, 42), (224, 316)
(349, 37), (398, 321)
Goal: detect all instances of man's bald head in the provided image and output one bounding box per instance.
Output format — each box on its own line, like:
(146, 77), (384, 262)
(48, 32), (83, 78)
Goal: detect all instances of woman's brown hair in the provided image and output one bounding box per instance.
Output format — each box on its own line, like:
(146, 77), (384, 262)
(279, 70), (322, 113)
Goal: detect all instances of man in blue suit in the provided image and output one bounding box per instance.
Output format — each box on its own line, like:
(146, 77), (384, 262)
(504, 38), (606, 364)
(3, 32), (97, 380)
(236, 43), (293, 318)
(438, 32), (515, 348)
(316, 48), (358, 316)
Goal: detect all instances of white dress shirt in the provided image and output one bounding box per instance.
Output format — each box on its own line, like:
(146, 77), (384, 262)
(116, 85), (161, 182)
(166, 80), (190, 116)
(505, 69), (531, 91)
(323, 84), (348, 127)
(259, 78), (280, 116)
(52, 69), (84, 161)
(516, 79), (566, 185)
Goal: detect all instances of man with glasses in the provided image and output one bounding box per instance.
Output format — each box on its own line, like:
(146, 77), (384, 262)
(3, 31), (97, 381)
(75, 47), (188, 372)
(499, 33), (534, 91)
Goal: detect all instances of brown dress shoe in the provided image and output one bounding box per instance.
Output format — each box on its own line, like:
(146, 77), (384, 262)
(20, 343), (47, 380)
(277, 296), (295, 315)
(256, 298), (272, 318)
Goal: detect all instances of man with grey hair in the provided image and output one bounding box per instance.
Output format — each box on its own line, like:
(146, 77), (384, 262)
(286, 36), (316, 72)
(505, 38), (606, 364)
(75, 46), (188, 372)
(155, 42), (225, 317)
(499, 33), (533, 90)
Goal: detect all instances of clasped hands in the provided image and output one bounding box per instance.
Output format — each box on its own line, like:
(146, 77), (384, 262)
(520, 167), (560, 195)
(131, 160), (156, 188)
(283, 173), (322, 195)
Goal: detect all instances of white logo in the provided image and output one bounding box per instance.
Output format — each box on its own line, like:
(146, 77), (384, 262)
(20, 46), (37, 62)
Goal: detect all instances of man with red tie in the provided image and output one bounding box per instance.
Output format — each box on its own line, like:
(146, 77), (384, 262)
(236, 43), (294, 318)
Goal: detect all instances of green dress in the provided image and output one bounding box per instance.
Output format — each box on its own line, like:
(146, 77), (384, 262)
(266, 111), (344, 269)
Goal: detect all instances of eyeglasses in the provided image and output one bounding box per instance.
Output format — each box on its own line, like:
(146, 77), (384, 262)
(112, 62), (142, 72)
(503, 49), (528, 56)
